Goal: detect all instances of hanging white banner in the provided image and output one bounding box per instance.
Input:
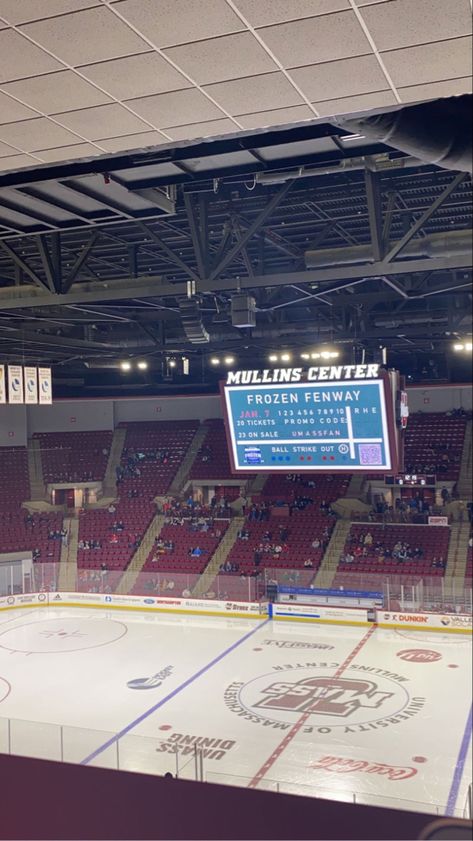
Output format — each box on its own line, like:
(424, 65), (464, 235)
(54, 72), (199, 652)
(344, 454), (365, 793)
(8, 365), (24, 404)
(0, 365), (5, 404)
(38, 367), (52, 405)
(24, 366), (38, 404)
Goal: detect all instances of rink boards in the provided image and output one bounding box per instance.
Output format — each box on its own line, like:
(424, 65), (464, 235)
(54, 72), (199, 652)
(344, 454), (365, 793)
(0, 592), (471, 633)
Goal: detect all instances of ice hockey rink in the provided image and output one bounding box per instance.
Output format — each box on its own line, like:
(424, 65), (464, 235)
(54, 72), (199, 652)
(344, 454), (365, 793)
(0, 606), (471, 819)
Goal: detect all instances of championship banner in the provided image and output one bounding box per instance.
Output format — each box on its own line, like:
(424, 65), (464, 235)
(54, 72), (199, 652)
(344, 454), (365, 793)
(24, 366), (38, 405)
(0, 365), (5, 404)
(38, 367), (52, 405)
(8, 364), (24, 404)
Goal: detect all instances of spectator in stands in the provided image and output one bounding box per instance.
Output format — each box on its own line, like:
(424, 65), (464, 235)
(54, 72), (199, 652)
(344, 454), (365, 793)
(279, 526), (289, 542)
(303, 558), (314, 568)
(108, 503), (116, 514)
(441, 487), (450, 504)
(190, 546), (203, 557)
(364, 532), (373, 547)
(311, 538), (321, 550)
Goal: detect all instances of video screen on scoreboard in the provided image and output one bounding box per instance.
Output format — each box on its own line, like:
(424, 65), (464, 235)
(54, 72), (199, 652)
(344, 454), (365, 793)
(223, 376), (396, 473)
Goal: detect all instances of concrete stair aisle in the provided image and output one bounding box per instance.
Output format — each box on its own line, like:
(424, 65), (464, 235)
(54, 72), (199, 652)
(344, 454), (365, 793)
(27, 438), (45, 501)
(168, 424), (210, 496)
(445, 521), (471, 579)
(191, 516), (244, 598)
(312, 519), (352, 589)
(346, 473), (367, 501)
(457, 420), (472, 499)
(58, 517), (79, 591)
(115, 513), (165, 595)
(246, 474), (267, 500)
(103, 427), (127, 497)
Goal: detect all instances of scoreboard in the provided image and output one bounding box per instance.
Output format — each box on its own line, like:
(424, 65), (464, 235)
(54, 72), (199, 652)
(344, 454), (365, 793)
(222, 365), (398, 473)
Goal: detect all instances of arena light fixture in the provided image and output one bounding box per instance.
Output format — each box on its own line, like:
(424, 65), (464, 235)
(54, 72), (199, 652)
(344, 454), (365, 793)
(311, 352), (321, 360)
(137, 361), (148, 370)
(268, 354), (278, 362)
(280, 353), (291, 362)
(120, 361), (132, 371)
(453, 343), (465, 351)
(465, 342), (473, 351)
(168, 360), (177, 369)
(210, 358), (220, 365)
(224, 356), (235, 365)
(300, 353), (310, 360)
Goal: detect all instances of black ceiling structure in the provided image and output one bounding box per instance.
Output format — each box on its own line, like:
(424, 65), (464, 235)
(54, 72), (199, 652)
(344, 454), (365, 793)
(0, 100), (471, 397)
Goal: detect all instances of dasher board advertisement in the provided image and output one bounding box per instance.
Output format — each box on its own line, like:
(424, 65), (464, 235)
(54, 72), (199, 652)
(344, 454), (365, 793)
(223, 366), (397, 473)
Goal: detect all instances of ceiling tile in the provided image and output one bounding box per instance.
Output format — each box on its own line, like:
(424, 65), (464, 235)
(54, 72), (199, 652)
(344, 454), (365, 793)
(0, 153), (38, 171)
(259, 11), (371, 68)
(0, 1), (100, 25)
(97, 132), (168, 153)
(289, 55), (388, 102)
(34, 143), (101, 162)
(126, 88), (225, 128)
(163, 32), (277, 85)
(314, 89), (396, 116)
(0, 29), (62, 82)
(165, 118), (238, 141)
(398, 76), (473, 104)
(0, 139), (22, 157)
(20, 6), (149, 66)
(0, 91), (37, 124)
(114, 0), (244, 48)
(53, 103), (150, 140)
(234, 0), (350, 27)
(203, 72), (304, 116)
(0, 118), (82, 151)
(361, 0), (472, 52)
(1, 71), (111, 114)
(79, 53), (191, 100)
(237, 104), (314, 129)
(383, 36), (472, 87)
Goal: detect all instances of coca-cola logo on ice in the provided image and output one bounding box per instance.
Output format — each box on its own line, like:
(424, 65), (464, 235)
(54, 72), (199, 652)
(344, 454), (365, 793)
(396, 649), (442, 663)
(310, 755), (417, 780)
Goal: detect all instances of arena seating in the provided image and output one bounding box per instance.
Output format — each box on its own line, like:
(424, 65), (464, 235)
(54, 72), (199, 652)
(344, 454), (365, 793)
(118, 420), (198, 497)
(189, 419), (251, 481)
(466, 539), (472, 581)
(0, 511), (63, 562)
(332, 523), (450, 588)
(0, 447), (30, 510)
(132, 517), (230, 596)
(77, 421), (199, 573)
(403, 413), (467, 480)
(34, 431), (113, 483)
(261, 473), (350, 504)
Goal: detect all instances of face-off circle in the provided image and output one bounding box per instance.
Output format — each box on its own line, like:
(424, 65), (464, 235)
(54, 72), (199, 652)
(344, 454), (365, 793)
(0, 617), (128, 654)
(234, 665), (412, 730)
(0, 677), (11, 704)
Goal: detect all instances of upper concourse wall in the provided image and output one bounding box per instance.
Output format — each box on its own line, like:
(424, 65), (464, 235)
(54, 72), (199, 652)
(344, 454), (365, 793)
(0, 385), (471, 448)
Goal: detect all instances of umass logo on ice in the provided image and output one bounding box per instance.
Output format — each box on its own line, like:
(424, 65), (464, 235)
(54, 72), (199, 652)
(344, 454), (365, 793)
(225, 662), (426, 734)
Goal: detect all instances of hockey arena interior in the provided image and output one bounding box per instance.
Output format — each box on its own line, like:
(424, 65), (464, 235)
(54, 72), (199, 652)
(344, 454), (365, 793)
(0, 2), (471, 840)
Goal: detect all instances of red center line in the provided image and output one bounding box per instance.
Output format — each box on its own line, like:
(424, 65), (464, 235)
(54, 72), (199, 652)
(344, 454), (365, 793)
(248, 624), (378, 789)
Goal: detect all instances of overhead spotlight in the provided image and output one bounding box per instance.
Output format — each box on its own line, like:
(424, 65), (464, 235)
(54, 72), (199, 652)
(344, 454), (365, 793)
(210, 358), (220, 366)
(168, 360), (177, 369)
(268, 354), (278, 362)
(465, 342), (473, 351)
(453, 343), (465, 351)
(137, 361), (148, 370)
(311, 352), (320, 360)
(224, 356), (235, 365)
(280, 353), (291, 362)
(300, 353), (310, 360)
(329, 351), (340, 359)
(120, 361), (132, 371)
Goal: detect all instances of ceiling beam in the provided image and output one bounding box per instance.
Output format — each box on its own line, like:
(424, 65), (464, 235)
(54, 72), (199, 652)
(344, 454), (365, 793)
(63, 230), (100, 292)
(37, 235), (58, 294)
(209, 182), (292, 280)
(0, 241), (49, 292)
(364, 169), (384, 262)
(384, 172), (466, 263)
(0, 252), (470, 310)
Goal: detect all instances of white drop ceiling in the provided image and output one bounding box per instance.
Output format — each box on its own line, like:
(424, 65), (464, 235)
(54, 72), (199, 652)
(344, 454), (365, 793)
(0, 0), (471, 173)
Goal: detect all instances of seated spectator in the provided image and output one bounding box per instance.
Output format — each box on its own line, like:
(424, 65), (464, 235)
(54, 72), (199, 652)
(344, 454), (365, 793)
(364, 532), (373, 546)
(303, 558), (314, 568)
(311, 538), (321, 550)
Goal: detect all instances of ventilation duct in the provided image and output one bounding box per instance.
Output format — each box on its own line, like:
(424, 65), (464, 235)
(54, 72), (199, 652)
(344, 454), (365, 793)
(336, 95), (472, 173)
(178, 297), (209, 344)
(305, 230), (472, 268)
